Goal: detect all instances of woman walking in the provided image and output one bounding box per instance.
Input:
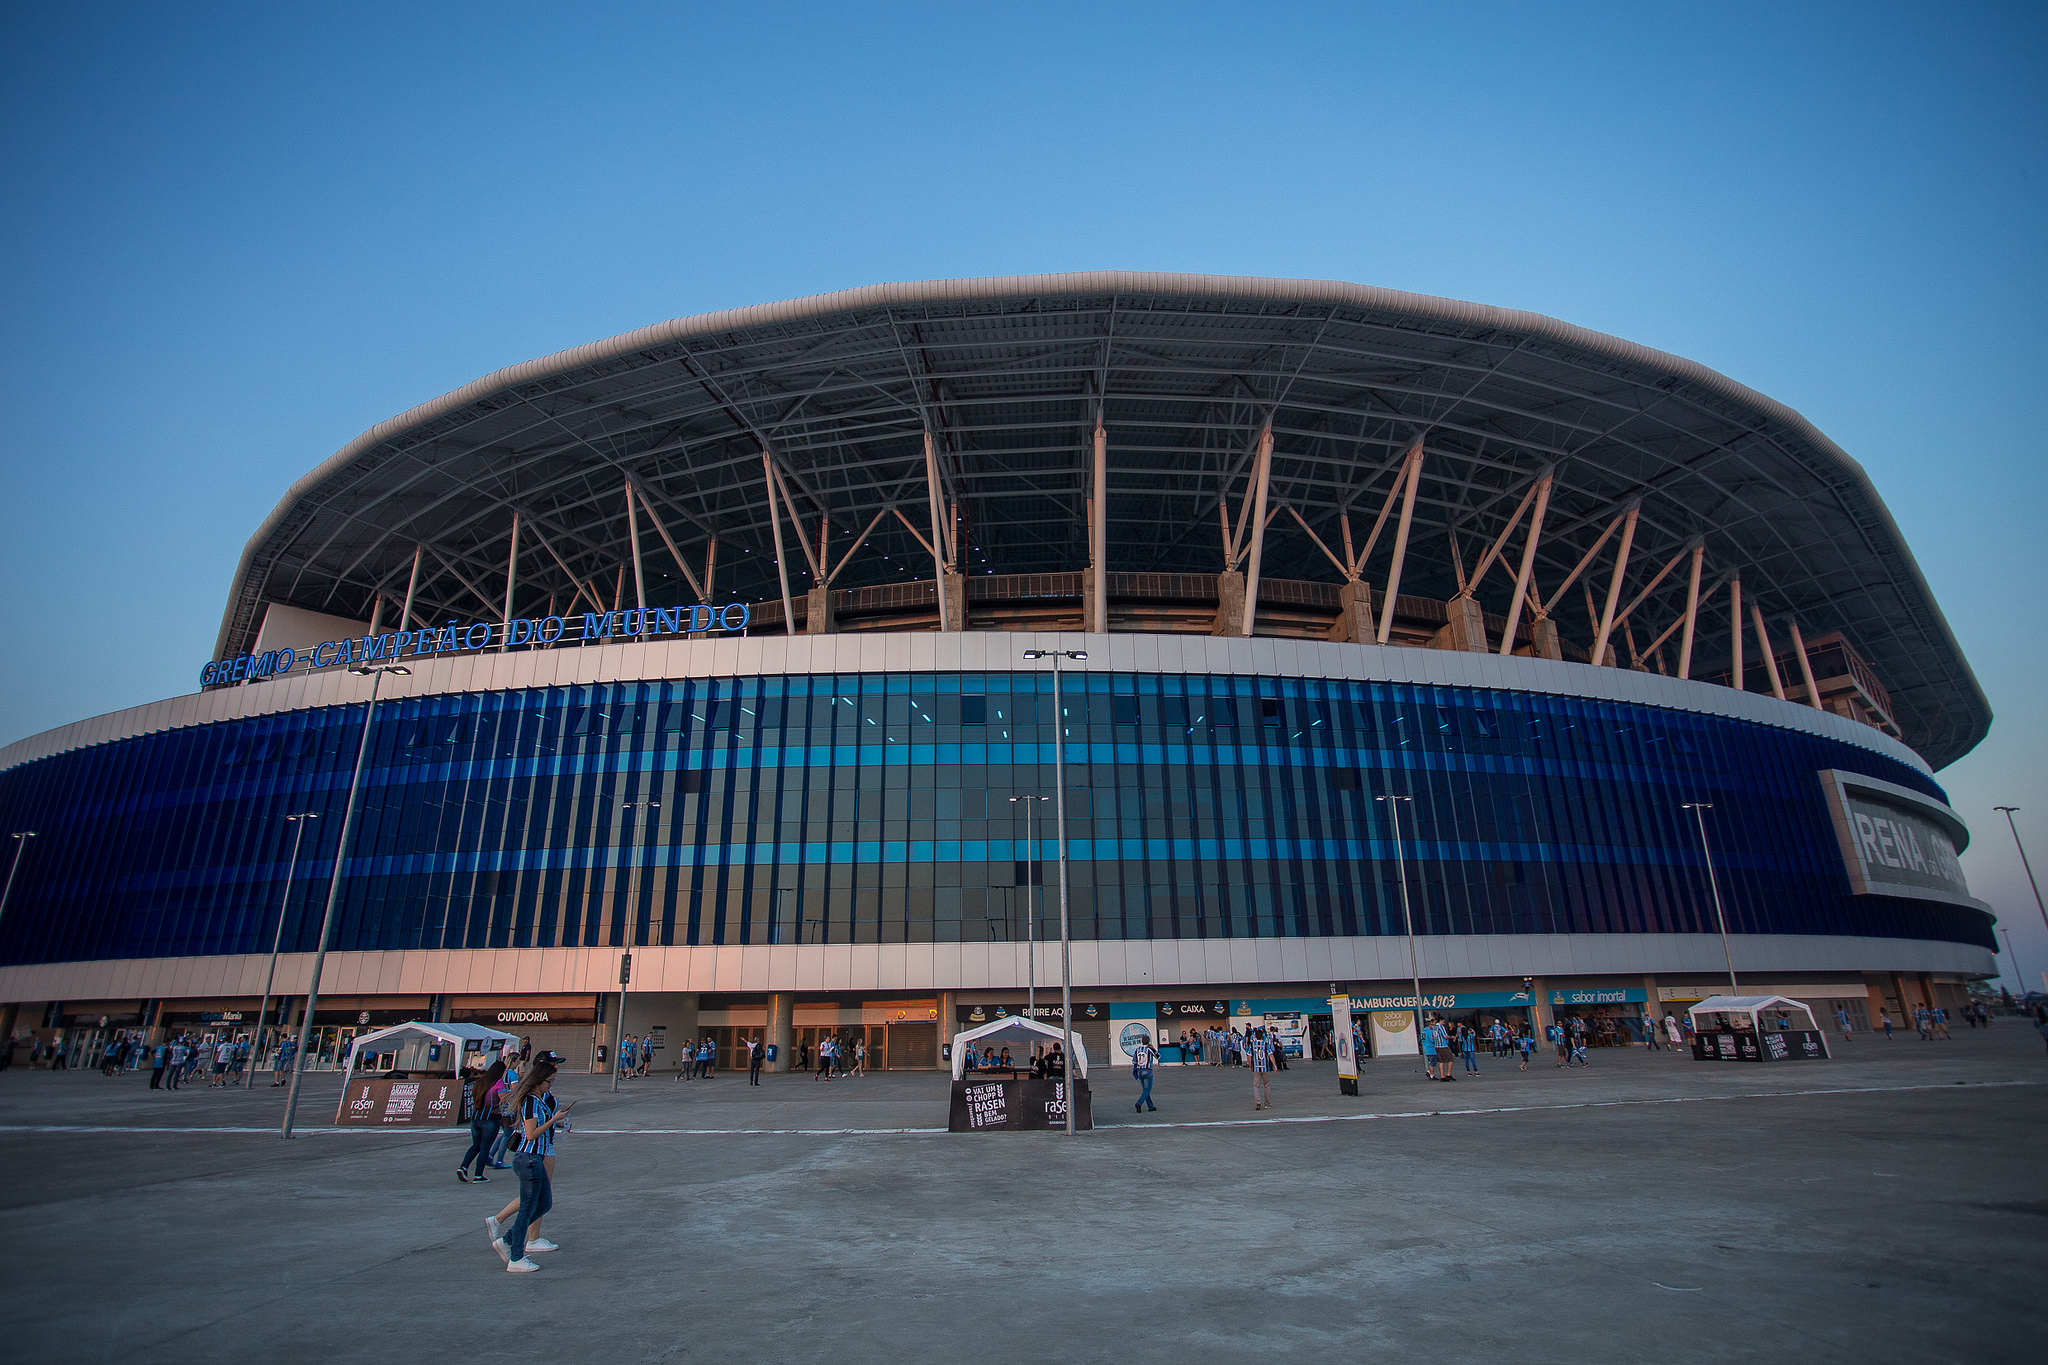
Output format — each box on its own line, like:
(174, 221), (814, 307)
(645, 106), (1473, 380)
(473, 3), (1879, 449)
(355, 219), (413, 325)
(457, 1058), (506, 1184)
(487, 1058), (573, 1273)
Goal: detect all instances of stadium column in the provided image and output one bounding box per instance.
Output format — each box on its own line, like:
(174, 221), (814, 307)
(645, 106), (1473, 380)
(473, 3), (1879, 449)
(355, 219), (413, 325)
(624, 478), (646, 613)
(1213, 570), (1245, 636)
(500, 515), (519, 646)
(1729, 575), (1745, 689)
(1787, 621), (1824, 708)
(1530, 617), (1563, 660)
(936, 991), (956, 1064)
(1335, 580), (1375, 643)
(923, 430), (955, 630)
(1375, 439), (1426, 644)
(1752, 607), (1787, 700)
(1089, 414), (1108, 633)
(767, 992), (794, 1072)
(1239, 421), (1274, 638)
(1497, 472), (1552, 656)
(1591, 502), (1640, 668)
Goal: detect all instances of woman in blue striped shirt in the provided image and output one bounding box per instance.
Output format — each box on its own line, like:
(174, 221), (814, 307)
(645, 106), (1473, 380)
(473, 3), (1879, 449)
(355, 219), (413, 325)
(488, 1059), (575, 1273)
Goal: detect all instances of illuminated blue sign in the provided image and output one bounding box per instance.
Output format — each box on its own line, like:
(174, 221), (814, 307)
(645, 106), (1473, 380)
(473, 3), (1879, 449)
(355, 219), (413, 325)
(201, 602), (751, 688)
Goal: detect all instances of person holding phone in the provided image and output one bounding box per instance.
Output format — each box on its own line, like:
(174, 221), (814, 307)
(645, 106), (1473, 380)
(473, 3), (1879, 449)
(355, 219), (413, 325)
(487, 1059), (574, 1273)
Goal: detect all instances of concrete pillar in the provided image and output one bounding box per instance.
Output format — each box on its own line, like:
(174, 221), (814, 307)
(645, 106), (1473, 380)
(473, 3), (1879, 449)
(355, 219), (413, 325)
(804, 585), (836, 635)
(1213, 570), (1245, 636)
(767, 992), (794, 1073)
(941, 572), (967, 631)
(1439, 595), (1487, 652)
(935, 991), (956, 1064)
(0, 1003), (16, 1047)
(1081, 572), (1100, 636)
(1334, 580), (1375, 643)
(1529, 977), (1555, 1037)
(1531, 618), (1562, 660)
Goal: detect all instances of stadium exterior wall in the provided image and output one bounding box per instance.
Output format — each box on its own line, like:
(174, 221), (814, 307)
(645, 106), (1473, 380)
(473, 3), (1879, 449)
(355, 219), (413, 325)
(0, 633), (1998, 1024)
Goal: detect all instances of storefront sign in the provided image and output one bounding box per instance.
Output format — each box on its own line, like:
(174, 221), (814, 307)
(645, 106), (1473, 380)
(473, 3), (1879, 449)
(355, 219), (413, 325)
(947, 1077), (1094, 1132)
(335, 1076), (465, 1126)
(449, 1007), (598, 1027)
(202, 602), (754, 688)
(1348, 990), (1535, 1012)
(1155, 1000), (1231, 1023)
(957, 1001), (1103, 1026)
(1550, 988), (1647, 1007)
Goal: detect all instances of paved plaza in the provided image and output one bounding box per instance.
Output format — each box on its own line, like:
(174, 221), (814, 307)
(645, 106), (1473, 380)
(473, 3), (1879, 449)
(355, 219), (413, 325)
(2, 1026), (2043, 1362)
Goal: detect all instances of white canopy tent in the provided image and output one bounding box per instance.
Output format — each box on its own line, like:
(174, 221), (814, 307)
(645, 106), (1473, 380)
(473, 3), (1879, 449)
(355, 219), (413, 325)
(950, 1016), (1089, 1081)
(1687, 996), (1831, 1056)
(340, 1021), (519, 1081)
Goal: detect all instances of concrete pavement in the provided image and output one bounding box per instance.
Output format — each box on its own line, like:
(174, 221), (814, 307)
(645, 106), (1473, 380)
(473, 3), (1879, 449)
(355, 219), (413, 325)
(0, 1023), (2042, 1362)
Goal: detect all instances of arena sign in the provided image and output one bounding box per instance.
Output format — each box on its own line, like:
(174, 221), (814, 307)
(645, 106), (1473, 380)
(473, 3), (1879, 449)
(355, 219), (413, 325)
(200, 602), (751, 688)
(1818, 769), (1986, 911)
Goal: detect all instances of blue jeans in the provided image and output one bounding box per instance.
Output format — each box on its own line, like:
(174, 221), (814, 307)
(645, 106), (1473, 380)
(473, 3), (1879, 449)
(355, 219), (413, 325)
(507, 1152), (552, 1260)
(1136, 1069), (1154, 1110)
(487, 1122), (512, 1166)
(1462, 1049), (1478, 1072)
(461, 1115), (499, 1176)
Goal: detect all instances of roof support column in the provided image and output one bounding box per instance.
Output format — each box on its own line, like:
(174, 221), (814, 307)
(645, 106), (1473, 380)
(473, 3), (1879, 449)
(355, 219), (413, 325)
(1374, 438), (1425, 645)
(1788, 620), (1824, 709)
(762, 451), (797, 637)
(1676, 543), (1704, 679)
(500, 515), (519, 648)
(1497, 473), (1552, 655)
(1239, 421), (1274, 638)
(923, 431), (953, 631)
(623, 479), (645, 614)
(1591, 502), (1640, 668)
(1729, 575), (1744, 690)
(400, 544), (423, 633)
(1089, 414), (1108, 634)
(1752, 605), (1787, 700)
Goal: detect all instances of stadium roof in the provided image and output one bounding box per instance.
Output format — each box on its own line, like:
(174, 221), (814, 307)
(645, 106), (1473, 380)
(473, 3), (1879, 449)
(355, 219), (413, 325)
(213, 271), (1990, 768)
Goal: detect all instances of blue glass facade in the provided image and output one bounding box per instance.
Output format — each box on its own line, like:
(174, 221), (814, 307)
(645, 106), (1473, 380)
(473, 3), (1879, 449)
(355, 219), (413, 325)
(0, 671), (1994, 969)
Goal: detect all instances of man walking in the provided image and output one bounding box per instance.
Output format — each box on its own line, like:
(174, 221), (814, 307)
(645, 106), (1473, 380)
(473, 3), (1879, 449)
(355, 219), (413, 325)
(1249, 1026), (1274, 1110)
(148, 1039), (167, 1089)
(1132, 1035), (1157, 1113)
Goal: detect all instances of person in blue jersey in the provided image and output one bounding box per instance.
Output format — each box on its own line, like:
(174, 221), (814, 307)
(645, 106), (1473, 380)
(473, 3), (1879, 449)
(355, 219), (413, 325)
(488, 1058), (574, 1273)
(1131, 1035), (1157, 1113)
(1249, 1027), (1275, 1110)
(1460, 1023), (1479, 1075)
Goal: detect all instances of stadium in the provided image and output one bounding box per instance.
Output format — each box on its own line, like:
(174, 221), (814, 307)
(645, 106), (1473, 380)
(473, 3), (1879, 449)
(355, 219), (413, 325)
(0, 272), (1998, 1073)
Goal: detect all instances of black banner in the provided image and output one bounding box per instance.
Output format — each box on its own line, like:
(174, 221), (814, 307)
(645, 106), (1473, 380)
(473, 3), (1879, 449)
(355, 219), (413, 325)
(1156, 1000), (1231, 1024)
(948, 1077), (1094, 1132)
(1691, 1029), (1828, 1062)
(956, 1001), (1105, 1026)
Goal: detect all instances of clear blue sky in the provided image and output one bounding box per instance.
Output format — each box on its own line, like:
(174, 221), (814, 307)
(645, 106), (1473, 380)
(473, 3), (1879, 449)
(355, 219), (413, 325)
(3, 3), (2044, 987)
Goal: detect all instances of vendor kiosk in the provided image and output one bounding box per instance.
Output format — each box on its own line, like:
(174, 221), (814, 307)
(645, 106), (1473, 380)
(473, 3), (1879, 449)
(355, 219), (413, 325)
(333, 1021), (518, 1125)
(949, 1016), (1092, 1131)
(1686, 995), (1830, 1062)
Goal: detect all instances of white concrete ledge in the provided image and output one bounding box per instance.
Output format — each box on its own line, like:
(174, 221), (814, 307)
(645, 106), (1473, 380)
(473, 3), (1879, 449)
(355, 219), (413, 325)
(0, 631), (1929, 776)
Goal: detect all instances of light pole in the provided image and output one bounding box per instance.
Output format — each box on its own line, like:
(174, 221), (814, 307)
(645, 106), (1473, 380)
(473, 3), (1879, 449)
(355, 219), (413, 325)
(0, 831), (37, 930)
(614, 798), (659, 1091)
(1375, 795), (1425, 1060)
(1993, 807), (2048, 937)
(1998, 925), (2027, 1001)
(1022, 647), (1086, 1137)
(1682, 801), (1738, 993)
(247, 812), (318, 1088)
(282, 663), (409, 1139)
(1007, 794), (1049, 1016)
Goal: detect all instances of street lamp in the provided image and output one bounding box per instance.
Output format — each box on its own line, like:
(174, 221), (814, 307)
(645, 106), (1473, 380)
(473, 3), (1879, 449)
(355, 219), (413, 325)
(1374, 796), (1426, 1061)
(1681, 801), (1738, 993)
(247, 812), (318, 1088)
(1993, 807), (2048, 938)
(0, 831), (37, 931)
(614, 798), (659, 1091)
(282, 663), (409, 1139)
(1007, 795), (1050, 1016)
(1021, 646), (1086, 1137)
(1998, 925), (2028, 1001)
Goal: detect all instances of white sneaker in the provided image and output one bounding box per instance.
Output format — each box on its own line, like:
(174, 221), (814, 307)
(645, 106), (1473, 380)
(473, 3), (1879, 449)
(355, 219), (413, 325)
(524, 1237), (559, 1253)
(485, 1215), (501, 1241)
(506, 1257), (541, 1273)
(491, 1236), (511, 1266)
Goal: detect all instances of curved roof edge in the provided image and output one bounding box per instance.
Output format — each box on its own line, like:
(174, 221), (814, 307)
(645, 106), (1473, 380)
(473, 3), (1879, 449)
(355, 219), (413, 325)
(213, 271), (1990, 766)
